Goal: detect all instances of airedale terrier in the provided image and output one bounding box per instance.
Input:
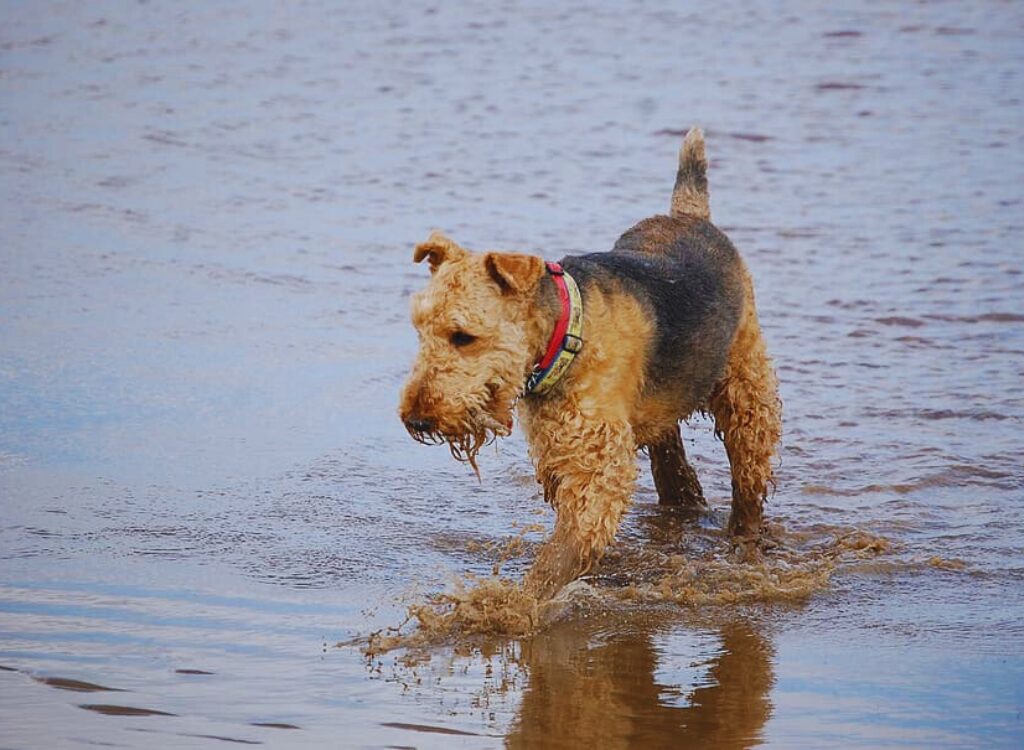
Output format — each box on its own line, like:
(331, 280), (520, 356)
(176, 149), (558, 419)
(399, 128), (782, 598)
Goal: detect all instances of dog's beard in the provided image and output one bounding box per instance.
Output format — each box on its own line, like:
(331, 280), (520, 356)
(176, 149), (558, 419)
(406, 403), (513, 478)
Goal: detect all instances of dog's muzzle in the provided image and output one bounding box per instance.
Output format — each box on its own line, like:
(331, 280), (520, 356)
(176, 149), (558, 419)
(403, 417), (435, 434)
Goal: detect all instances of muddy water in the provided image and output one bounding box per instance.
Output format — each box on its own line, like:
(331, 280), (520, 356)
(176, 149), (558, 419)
(2, 1), (1022, 747)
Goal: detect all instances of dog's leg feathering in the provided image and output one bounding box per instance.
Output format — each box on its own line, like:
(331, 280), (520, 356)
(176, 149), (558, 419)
(523, 414), (637, 600)
(709, 268), (782, 549)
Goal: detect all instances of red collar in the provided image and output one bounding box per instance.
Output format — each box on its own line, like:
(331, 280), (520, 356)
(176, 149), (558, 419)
(523, 261), (584, 396)
(535, 262), (572, 372)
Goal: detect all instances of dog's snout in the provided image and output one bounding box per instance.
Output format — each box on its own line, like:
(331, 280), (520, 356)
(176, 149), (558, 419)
(404, 417), (435, 433)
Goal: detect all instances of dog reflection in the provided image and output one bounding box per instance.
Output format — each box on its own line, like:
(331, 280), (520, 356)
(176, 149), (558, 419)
(506, 619), (773, 750)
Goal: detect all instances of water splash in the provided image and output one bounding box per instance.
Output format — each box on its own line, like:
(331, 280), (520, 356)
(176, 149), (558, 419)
(351, 521), (894, 656)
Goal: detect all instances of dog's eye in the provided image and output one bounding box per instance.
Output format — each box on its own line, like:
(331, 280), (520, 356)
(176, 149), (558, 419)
(450, 330), (477, 347)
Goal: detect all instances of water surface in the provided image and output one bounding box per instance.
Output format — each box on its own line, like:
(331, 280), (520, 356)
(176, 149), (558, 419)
(2, 1), (1022, 747)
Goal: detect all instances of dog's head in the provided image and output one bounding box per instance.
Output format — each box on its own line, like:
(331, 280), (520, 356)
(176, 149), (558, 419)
(398, 231), (548, 472)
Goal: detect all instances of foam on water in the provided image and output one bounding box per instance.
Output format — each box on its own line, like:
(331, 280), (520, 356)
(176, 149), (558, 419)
(354, 517), (902, 657)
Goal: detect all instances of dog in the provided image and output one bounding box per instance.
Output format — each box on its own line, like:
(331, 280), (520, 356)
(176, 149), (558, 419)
(399, 128), (782, 599)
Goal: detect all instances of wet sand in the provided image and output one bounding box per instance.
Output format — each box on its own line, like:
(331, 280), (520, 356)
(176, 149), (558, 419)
(2, 1), (1023, 748)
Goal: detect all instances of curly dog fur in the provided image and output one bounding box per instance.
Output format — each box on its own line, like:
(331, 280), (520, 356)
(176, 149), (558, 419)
(399, 128), (782, 598)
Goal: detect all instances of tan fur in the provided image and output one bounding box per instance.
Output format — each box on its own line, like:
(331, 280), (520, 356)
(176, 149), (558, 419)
(671, 127), (710, 220)
(708, 265), (783, 543)
(518, 286), (653, 597)
(413, 230), (467, 271)
(400, 132), (782, 598)
(400, 235), (548, 471)
(632, 393), (688, 446)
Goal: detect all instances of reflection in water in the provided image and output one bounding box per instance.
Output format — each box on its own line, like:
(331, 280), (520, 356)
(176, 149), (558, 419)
(507, 617), (773, 750)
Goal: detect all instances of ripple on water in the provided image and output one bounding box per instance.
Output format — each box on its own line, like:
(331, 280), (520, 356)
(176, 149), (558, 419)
(1, 0), (1023, 747)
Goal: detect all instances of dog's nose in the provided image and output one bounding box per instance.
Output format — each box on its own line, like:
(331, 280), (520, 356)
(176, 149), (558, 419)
(404, 417), (435, 433)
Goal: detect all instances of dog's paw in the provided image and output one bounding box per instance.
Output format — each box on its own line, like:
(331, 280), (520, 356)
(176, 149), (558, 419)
(536, 579), (601, 626)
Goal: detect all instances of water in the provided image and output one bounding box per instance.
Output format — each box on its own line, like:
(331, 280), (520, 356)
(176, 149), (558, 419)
(2, 1), (1022, 747)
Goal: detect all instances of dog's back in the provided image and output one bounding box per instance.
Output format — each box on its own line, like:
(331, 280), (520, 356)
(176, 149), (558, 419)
(559, 128), (745, 414)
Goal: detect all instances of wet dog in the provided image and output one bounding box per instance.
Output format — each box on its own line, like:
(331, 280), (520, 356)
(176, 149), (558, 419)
(399, 128), (781, 598)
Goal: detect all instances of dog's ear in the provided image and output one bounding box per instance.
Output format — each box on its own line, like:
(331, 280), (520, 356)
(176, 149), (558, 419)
(413, 231), (466, 273)
(484, 252), (546, 295)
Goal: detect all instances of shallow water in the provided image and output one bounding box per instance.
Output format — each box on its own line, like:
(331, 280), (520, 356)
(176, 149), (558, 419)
(2, 1), (1023, 747)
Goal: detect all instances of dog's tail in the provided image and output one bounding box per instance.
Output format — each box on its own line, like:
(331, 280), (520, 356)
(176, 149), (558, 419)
(670, 127), (710, 220)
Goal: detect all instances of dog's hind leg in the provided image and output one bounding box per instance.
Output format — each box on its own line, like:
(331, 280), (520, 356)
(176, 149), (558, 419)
(647, 424), (706, 509)
(708, 269), (782, 545)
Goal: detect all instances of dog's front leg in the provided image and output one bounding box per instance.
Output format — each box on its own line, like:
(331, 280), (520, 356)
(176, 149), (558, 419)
(523, 418), (636, 600)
